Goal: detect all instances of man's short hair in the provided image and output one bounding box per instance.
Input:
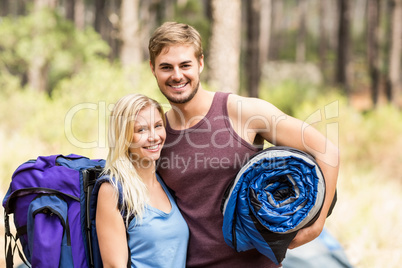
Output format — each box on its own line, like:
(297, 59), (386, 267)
(148, 22), (203, 67)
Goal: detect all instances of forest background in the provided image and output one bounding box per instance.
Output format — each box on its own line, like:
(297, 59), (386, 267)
(0, 0), (401, 267)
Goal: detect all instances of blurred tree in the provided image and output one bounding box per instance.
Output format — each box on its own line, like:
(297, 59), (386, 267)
(28, 0), (57, 92)
(1, 0), (9, 16)
(383, 0), (393, 103)
(0, 9), (109, 94)
(139, 0), (159, 61)
(17, 0), (28, 15)
(319, 0), (328, 81)
(174, 0), (211, 56)
(259, 0), (271, 65)
(94, 0), (106, 34)
(202, 0), (212, 20)
(366, 0), (381, 107)
(296, 0), (307, 62)
(120, 0), (142, 68)
(335, 0), (351, 95)
(34, 0), (56, 10)
(74, 0), (85, 30)
(162, 0), (175, 20)
(245, 0), (262, 97)
(269, 0), (284, 60)
(65, 0), (75, 21)
(94, 0), (120, 60)
(0, 0), (399, 105)
(388, 0), (402, 107)
(64, 0), (85, 30)
(208, 0), (241, 93)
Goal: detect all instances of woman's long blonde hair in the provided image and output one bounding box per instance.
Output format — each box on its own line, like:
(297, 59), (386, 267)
(103, 93), (165, 225)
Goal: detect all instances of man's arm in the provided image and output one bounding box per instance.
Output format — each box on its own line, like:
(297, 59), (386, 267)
(230, 95), (339, 248)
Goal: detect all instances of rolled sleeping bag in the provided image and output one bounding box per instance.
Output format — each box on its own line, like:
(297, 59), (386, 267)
(221, 146), (336, 265)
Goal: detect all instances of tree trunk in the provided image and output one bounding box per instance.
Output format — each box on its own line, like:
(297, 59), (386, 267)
(74, 0), (85, 30)
(319, 0), (328, 80)
(367, 0), (381, 107)
(28, 0), (56, 92)
(384, 0), (393, 102)
(269, 0), (284, 60)
(245, 0), (261, 97)
(34, 0), (56, 10)
(16, 0), (27, 16)
(1, 0), (10, 16)
(139, 0), (158, 62)
(259, 0), (272, 66)
(94, 0), (106, 33)
(208, 0), (241, 93)
(388, 0), (402, 107)
(65, 0), (75, 21)
(296, 0), (307, 62)
(203, 0), (213, 21)
(28, 56), (49, 92)
(162, 0), (175, 21)
(120, 0), (141, 68)
(335, 0), (351, 95)
(94, 0), (120, 60)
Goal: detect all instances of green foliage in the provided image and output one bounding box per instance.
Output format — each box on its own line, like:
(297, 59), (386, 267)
(173, 0), (211, 55)
(274, 31), (298, 61)
(0, 61), (165, 188)
(0, 85), (51, 137)
(293, 89), (402, 178)
(0, 8), (169, 189)
(0, 8), (110, 94)
(27, 61), (164, 152)
(0, 69), (21, 96)
(343, 105), (402, 172)
(259, 80), (322, 116)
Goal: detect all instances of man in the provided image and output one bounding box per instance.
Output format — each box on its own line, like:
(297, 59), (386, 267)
(149, 22), (339, 268)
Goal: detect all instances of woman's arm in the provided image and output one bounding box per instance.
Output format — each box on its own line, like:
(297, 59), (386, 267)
(96, 183), (129, 268)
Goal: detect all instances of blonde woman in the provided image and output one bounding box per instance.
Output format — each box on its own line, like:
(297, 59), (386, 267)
(95, 94), (189, 267)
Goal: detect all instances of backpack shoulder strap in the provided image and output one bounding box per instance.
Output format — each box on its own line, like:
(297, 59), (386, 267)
(89, 174), (132, 267)
(4, 212), (31, 268)
(92, 175), (124, 207)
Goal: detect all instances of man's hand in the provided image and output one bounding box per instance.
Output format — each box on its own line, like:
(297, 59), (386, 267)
(288, 219), (324, 249)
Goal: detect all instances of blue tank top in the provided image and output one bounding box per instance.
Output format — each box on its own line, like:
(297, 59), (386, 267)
(127, 174), (189, 267)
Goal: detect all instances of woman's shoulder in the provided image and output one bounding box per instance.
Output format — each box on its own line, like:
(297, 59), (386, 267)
(98, 181), (116, 197)
(95, 175), (115, 193)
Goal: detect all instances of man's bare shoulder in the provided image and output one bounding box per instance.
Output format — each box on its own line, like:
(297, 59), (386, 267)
(227, 94), (281, 117)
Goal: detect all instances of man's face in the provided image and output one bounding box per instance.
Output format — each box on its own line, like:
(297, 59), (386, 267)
(150, 45), (204, 104)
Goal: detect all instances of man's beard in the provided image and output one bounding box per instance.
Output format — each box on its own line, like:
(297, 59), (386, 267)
(162, 81), (200, 104)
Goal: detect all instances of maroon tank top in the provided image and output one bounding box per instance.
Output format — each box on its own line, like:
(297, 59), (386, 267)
(157, 92), (278, 267)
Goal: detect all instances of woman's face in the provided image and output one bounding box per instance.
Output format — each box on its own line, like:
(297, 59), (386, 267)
(129, 105), (166, 166)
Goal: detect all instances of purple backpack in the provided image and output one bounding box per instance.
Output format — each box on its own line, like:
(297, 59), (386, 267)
(2, 154), (105, 268)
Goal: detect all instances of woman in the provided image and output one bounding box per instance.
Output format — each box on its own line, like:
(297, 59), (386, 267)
(95, 94), (189, 267)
